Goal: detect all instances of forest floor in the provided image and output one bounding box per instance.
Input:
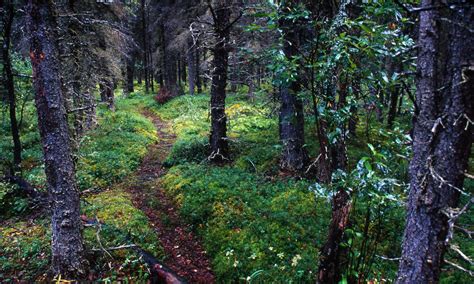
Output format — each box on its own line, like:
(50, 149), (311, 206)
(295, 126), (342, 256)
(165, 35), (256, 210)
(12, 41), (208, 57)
(124, 109), (215, 283)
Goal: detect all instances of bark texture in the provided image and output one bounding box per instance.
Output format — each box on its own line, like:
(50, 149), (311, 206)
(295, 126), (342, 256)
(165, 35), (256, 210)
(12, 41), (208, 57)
(208, 0), (232, 163)
(396, 1), (473, 283)
(28, 0), (86, 277)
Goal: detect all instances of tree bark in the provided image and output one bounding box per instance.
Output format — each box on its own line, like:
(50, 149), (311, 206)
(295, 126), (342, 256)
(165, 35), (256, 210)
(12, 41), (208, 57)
(387, 61), (402, 128)
(2, 1), (22, 172)
(208, 0), (232, 163)
(278, 0), (308, 172)
(196, 41), (202, 94)
(141, 0), (149, 92)
(318, 189), (352, 284)
(187, 37), (196, 96)
(27, 0), (87, 278)
(161, 23), (179, 96)
(396, 1), (473, 283)
(126, 55), (135, 93)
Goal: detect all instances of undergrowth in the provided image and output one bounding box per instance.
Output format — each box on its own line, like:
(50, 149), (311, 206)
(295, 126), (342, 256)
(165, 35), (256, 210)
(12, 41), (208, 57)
(0, 86), (162, 282)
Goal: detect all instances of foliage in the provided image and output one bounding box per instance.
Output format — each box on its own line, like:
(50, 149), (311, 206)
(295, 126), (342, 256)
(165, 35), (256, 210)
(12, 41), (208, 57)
(0, 220), (51, 281)
(161, 164), (330, 282)
(76, 101), (156, 190)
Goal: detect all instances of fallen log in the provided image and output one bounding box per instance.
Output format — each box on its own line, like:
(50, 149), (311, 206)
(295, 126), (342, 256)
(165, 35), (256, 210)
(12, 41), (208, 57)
(133, 247), (188, 284)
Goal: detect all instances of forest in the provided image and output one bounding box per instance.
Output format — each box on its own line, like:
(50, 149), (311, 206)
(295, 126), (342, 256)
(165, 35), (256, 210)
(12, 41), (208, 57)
(0, 0), (472, 283)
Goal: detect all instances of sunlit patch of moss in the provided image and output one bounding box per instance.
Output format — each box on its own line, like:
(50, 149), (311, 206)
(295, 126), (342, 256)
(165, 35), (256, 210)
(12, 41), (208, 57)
(76, 102), (157, 190)
(83, 189), (162, 257)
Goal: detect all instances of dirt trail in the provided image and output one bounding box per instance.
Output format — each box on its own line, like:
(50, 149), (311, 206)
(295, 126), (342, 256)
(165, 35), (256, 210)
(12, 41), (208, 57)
(127, 109), (215, 283)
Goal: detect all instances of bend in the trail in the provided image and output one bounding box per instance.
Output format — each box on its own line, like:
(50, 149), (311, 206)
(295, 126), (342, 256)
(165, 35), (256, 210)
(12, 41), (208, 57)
(127, 109), (215, 283)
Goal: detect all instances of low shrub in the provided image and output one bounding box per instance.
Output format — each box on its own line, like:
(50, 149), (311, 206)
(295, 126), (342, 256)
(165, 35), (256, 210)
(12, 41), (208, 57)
(161, 164), (330, 282)
(154, 88), (174, 104)
(164, 136), (209, 166)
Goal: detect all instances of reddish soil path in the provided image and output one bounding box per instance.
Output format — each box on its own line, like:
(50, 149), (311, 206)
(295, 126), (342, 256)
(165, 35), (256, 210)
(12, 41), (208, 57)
(127, 110), (215, 283)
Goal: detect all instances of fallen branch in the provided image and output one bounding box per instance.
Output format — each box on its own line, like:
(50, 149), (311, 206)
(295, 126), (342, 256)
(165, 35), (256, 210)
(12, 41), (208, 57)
(376, 255), (401, 261)
(91, 244), (137, 252)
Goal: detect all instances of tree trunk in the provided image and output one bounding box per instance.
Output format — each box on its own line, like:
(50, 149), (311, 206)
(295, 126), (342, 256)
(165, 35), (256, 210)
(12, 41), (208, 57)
(278, 1), (308, 172)
(126, 55), (135, 93)
(149, 45), (154, 93)
(141, 0), (149, 92)
(208, 0), (232, 163)
(318, 189), (352, 284)
(181, 53), (187, 84)
(196, 42), (202, 94)
(106, 80), (115, 111)
(28, 0), (86, 277)
(177, 56), (181, 86)
(396, 2), (473, 283)
(2, 1), (22, 172)
(187, 37), (196, 96)
(161, 23), (179, 96)
(387, 61), (402, 128)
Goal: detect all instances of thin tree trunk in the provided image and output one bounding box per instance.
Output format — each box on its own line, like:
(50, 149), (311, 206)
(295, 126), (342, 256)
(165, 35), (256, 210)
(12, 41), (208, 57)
(187, 37), (196, 96)
(387, 62), (402, 128)
(2, 1), (22, 172)
(196, 42), (202, 94)
(126, 55), (135, 93)
(396, 1), (473, 283)
(28, 0), (86, 277)
(141, 0), (149, 92)
(318, 189), (352, 283)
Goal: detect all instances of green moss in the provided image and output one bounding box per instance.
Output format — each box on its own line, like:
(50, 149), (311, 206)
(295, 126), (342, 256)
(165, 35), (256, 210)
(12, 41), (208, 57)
(161, 164), (330, 282)
(0, 220), (50, 281)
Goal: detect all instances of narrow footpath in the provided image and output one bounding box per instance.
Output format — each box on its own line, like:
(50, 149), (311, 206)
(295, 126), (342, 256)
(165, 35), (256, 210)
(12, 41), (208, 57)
(127, 109), (215, 283)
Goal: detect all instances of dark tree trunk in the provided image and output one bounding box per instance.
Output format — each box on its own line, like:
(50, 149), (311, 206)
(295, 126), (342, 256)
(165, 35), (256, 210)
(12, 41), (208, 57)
(149, 45), (154, 93)
(161, 23), (179, 96)
(83, 90), (96, 131)
(318, 189), (352, 284)
(196, 42), (202, 94)
(141, 0), (149, 92)
(137, 66), (142, 84)
(27, 0), (86, 277)
(177, 56), (181, 85)
(99, 82), (107, 102)
(181, 53), (187, 84)
(208, 0), (232, 163)
(387, 62), (402, 128)
(106, 80), (115, 111)
(396, 2), (473, 283)
(126, 55), (135, 93)
(278, 1), (308, 172)
(318, 80), (350, 284)
(187, 37), (196, 96)
(2, 1), (22, 172)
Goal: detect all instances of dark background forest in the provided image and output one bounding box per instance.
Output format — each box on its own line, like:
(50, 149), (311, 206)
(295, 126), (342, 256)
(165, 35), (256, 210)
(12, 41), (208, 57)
(0, 0), (473, 283)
